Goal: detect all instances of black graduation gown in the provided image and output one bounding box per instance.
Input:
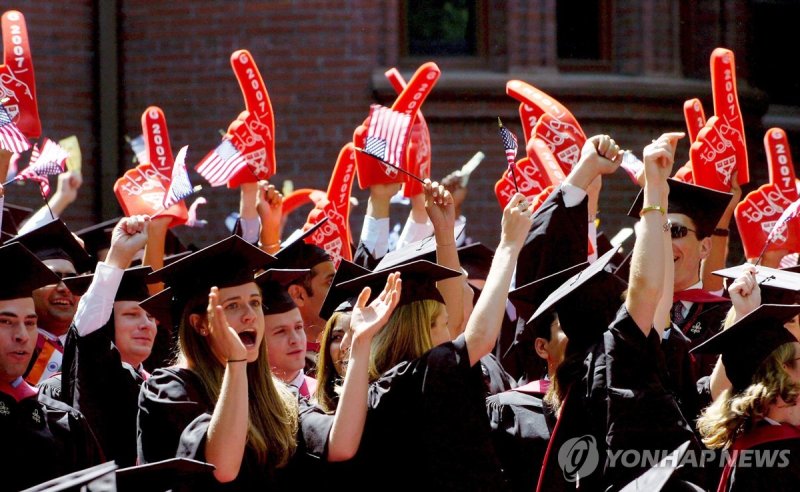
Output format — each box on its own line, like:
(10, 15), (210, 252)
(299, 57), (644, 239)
(354, 334), (505, 491)
(724, 436), (800, 491)
(54, 321), (146, 467)
(137, 367), (333, 491)
(674, 299), (730, 379)
(352, 239), (382, 270)
(481, 353), (517, 396)
(538, 306), (705, 491)
(0, 390), (104, 491)
(487, 384), (556, 492)
(660, 327), (701, 425)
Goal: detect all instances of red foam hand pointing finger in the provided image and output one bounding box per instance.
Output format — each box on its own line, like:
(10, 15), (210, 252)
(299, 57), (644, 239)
(710, 48), (748, 185)
(690, 115), (739, 191)
(533, 113), (583, 174)
(683, 98), (706, 144)
(385, 67), (431, 197)
(226, 50), (276, 188)
(1, 10), (40, 138)
(354, 62), (440, 189)
(506, 80), (586, 143)
(114, 107), (188, 228)
(735, 128), (799, 260)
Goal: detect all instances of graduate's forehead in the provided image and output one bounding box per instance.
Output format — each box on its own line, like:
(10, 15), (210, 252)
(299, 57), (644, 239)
(217, 282), (261, 301)
(0, 297), (36, 317)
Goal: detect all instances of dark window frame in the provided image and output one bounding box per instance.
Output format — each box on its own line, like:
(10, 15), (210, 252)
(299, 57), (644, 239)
(555, 0), (613, 72)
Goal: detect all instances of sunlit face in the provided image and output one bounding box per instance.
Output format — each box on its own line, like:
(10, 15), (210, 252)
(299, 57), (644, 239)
(0, 298), (38, 383)
(336, 317), (353, 377)
(301, 261), (336, 334)
(113, 301), (157, 368)
(430, 306), (450, 346)
(31, 259), (79, 337)
(264, 307), (307, 382)
(669, 213), (710, 292)
(210, 283), (264, 364)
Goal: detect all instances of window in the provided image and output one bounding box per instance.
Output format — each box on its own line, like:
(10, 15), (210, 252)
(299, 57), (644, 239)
(556, 0), (612, 70)
(401, 0), (487, 62)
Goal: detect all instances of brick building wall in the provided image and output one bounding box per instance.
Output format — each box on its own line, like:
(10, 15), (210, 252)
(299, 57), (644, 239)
(5, 1), (797, 264)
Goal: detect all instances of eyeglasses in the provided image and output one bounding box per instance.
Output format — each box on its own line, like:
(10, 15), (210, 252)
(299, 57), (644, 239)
(670, 224), (697, 239)
(50, 271), (78, 281)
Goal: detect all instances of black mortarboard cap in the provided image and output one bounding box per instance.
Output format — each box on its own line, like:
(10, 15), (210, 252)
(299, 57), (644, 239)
(148, 235), (276, 300)
(139, 287), (175, 329)
(529, 247), (627, 345)
(272, 218), (331, 271)
(713, 264), (800, 305)
(619, 441), (702, 492)
(2, 202), (33, 240)
(19, 461), (118, 492)
(255, 268), (307, 314)
(375, 223), (466, 272)
(627, 179), (731, 238)
(319, 259), (372, 320)
(115, 458), (215, 492)
(508, 261), (589, 324)
(613, 250), (633, 283)
(0, 243), (61, 301)
(64, 266), (154, 301)
(690, 304), (800, 392)
(337, 260), (462, 307)
(74, 217), (120, 260)
(7, 219), (93, 273)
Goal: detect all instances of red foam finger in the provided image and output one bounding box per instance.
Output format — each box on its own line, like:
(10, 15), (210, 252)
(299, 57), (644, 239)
(281, 188), (318, 217)
(227, 50), (276, 187)
(764, 128), (797, 199)
(1, 10), (40, 138)
(303, 143), (358, 268)
(494, 147), (558, 210)
(114, 163), (188, 228)
(672, 161), (694, 183)
(683, 98), (706, 144)
(518, 103), (538, 145)
(735, 183), (800, 259)
(710, 48), (749, 184)
(142, 106), (174, 177)
(533, 114), (583, 174)
(506, 80), (586, 141)
(690, 116), (737, 192)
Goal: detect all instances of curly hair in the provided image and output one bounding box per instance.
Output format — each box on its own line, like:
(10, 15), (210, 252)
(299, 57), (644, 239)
(697, 343), (800, 449)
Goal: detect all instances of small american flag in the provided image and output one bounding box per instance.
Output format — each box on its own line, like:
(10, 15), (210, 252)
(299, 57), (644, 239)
(767, 197), (800, 243)
(364, 104), (412, 168)
(498, 118), (519, 192)
(0, 103), (31, 154)
(16, 138), (68, 196)
(163, 146), (196, 209)
(195, 139), (248, 187)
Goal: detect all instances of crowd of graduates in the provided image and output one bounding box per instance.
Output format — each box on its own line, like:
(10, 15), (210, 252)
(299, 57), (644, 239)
(2, 9), (800, 491)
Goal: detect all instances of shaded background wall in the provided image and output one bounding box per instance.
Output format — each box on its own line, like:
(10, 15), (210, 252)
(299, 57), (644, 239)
(7, 0), (800, 262)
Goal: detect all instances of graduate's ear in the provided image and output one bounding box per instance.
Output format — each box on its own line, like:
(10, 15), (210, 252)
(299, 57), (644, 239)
(534, 337), (550, 361)
(699, 236), (713, 260)
(188, 313), (208, 335)
(287, 284), (307, 307)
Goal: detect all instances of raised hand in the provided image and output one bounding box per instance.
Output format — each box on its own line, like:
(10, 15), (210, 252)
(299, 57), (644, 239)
(350, 272), (401, 343)
(424, 179), (455, 236)
(207, 286), (248, 363)
(105, 215), (150, 269)
(727, 264), (761, 321)
(1, 11), (40, 138)
(735, 128), (800, 261)
(643, 132), (685, 185)
(500, 192), (535, 250)
(256, 181), (283, 226)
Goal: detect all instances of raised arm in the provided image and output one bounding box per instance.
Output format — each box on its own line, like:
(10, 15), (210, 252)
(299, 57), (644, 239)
(626, 133), (683, 334)
(702, 172), (741, 291)
(464, 193), (534, 366)
(424, 179), (464, 340)
(327, 274), (400, 461)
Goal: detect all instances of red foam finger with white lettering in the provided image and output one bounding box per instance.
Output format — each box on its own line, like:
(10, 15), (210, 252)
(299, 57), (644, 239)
(506, 80), (586, 142)
(518, 103), (538, 145)
(494, 139), (565, 209)
(710, 48), (749, 185)
(690, 116), (738, 192)
(533, 114), (583, 174)
(683, 98), (706, 144)
(304, 143), (358, 268)
(673, 161), (694, 184)
(355, 62), (440, 189)
(385, 68), (431, 197)
(735, 128), (799, 259)
(226, 50), (276, 188)
(282, 188), (321, 218)
(1, 11), (40, 138)
(114, 107), (188, 227)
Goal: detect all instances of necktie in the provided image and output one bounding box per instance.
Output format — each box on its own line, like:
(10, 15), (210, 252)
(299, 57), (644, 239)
(671, 301), (686, 327)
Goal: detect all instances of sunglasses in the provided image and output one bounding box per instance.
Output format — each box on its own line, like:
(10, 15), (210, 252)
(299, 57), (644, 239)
(670, 224), (697, 239)
(50, 271), (78, 281)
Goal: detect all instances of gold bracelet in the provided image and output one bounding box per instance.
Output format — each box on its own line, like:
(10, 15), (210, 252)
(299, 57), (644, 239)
(639, 205), (666, 217)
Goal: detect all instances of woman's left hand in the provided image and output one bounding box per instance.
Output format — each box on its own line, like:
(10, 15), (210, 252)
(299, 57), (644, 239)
(350, 272), (401, 342)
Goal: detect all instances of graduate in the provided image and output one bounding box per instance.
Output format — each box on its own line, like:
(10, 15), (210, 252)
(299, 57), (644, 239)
(6, 219), (93, 385)
(695, 303), (800, 492)
(334, 181), (535, 490)
(137, 234), (400, 489)
(0, 242), (103, 490)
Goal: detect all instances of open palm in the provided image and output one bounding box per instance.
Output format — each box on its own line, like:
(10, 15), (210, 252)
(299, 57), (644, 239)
(350, 272), (401, 341)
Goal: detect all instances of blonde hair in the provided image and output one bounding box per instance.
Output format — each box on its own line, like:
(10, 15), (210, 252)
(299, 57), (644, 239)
(368, 300), (443, 381)
(315, 312), (350, 413)
(697, 343), (800, 449)
(177, 291), (299, 468)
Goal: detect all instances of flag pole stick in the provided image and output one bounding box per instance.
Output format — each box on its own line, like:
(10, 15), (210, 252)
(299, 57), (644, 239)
(353, 147), (426, 184)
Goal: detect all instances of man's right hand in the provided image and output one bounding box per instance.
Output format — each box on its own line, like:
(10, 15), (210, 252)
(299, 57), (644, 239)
(105, 215), (149, 269)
